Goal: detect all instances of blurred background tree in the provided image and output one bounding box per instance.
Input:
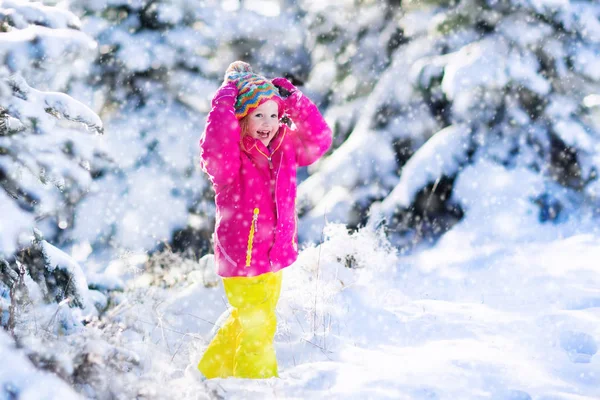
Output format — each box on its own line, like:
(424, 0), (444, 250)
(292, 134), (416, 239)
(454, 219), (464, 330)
(297, 0), (600, 250)
(0, 0), (103, 258)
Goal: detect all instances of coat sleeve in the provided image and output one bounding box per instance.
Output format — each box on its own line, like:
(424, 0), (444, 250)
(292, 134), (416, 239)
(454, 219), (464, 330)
(199, 83), (241, 187)
(285, 91), (333, 167)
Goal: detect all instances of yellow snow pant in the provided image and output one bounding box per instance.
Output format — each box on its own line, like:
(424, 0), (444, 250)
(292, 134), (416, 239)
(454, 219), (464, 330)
(198, 270), (282, 379)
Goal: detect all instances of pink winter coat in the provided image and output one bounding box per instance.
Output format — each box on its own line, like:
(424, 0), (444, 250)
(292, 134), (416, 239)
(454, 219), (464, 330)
(199, 81), (332, 278)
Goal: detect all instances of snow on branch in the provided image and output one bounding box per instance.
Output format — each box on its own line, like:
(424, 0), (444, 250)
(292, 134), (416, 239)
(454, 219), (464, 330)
(39, 239), (96, 313)
(0, 24), (95, 65)
(380, 124), (473, 213)
(0, 0), (82, 30)
(4, 74), (103, 134)
(0, 1), (96, 94)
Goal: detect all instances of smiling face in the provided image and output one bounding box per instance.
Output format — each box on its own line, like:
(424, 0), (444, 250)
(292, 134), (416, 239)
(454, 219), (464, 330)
(240, 100), (280, 147)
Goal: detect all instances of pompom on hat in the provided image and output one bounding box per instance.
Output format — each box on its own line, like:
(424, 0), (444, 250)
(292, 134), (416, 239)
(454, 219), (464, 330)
(224, 61), (284, 120)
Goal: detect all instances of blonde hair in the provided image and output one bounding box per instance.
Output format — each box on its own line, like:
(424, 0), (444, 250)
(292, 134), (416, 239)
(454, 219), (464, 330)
(239, 116), (250, 139)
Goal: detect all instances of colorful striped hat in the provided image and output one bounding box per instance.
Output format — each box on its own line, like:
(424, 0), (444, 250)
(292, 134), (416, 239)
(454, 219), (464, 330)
(224, 61), (283, 120)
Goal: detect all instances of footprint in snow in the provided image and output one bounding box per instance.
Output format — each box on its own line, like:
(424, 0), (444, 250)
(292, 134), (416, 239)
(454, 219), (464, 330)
(559, 331), (598, 364)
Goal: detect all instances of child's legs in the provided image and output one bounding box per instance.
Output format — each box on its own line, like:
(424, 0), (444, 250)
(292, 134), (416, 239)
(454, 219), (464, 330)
(198, 307), (241, 379)
(234, 301), (278, 378)
(224, 271), (283, 379)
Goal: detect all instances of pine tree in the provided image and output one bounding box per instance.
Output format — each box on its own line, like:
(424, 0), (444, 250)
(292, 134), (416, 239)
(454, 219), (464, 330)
(298, 0), (600, 247)
(0, 1), (106, 346)
(0, 0), (104, 258)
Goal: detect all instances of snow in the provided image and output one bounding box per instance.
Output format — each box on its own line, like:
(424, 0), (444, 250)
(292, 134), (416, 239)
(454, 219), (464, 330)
(577, 10), (600, 44)
(0, 0), (82, 30)
(298, 185), (353, 242)
(498, 14), (553, 48)
(442, 37), (510, 101)
(92, 216), (600, 400)
(399, 7), (436, 38)
(0, 331), (81, 400)
(0, 25), (96, 89)
(0, 190), (35, 257)
(244, 0), (281, 17)
(446, 159), (546, 243)
(2, 0), (600, 398)
(380, 124), (472, 211)
(298, 36), (439, 237)
(553, 118), (593, 149)
(572, 45), (600, 82)
(12, 76), (103, 134)
(41, 240), (97, 314)
(71, 164), (195, 252)
(305, 60), (337, 98)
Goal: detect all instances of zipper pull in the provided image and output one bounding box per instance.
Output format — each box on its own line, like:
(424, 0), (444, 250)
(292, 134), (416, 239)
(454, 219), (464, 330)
(268, 157), (273, 169)
(253, 208), (259, 233)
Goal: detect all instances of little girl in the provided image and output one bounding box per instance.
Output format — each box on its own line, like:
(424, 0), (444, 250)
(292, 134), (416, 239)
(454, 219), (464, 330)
(197, 61), (332, 379)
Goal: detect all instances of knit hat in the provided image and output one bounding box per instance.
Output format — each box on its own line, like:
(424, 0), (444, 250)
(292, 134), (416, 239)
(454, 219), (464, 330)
(224, 61), (283, 120)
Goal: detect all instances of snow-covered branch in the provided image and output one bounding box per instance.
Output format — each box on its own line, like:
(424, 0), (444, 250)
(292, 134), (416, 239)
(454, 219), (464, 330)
(7, 74), (103, 134)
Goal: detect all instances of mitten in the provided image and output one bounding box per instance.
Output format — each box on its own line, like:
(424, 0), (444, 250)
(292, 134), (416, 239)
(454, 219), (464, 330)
(271, 77), (297, 99)
(272, 77), (307, 120)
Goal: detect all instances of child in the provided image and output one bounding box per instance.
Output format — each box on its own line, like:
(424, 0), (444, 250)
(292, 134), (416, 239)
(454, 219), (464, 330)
(197, 61), (332, 379)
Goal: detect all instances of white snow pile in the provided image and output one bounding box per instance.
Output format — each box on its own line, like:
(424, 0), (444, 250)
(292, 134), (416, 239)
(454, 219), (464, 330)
(0, 237), (139, 399)
(0, 330), (80, 400)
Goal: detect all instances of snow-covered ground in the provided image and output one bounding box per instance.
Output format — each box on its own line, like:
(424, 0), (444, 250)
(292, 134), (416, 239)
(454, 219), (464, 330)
(97, 206), (600, 399)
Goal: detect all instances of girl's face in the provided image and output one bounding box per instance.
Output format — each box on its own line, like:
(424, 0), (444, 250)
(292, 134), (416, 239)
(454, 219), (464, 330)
(242, 100), (280, 147)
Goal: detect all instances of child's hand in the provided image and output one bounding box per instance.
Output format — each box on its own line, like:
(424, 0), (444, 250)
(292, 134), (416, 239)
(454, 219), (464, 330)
(272, 77), (302, 119)
(271, 77), (297, 99)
